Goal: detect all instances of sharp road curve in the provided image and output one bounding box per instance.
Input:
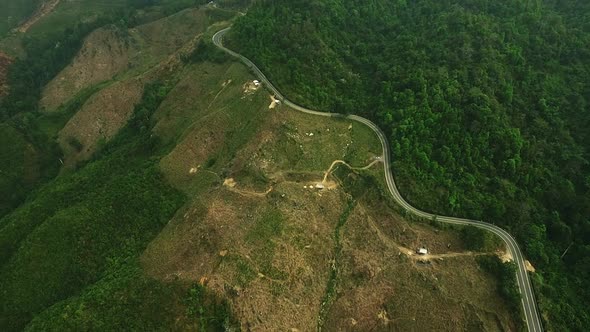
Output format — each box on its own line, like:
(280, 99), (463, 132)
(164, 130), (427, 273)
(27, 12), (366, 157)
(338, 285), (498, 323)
(213, 27), (544, 332)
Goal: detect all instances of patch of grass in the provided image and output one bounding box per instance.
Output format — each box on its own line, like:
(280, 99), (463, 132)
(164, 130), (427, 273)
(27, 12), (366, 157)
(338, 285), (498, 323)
(461, 226), (503, 252)
(185, 282), (238, 331)
(233, 165), (269, 191)
(266, 111), (381, 176)
(246, 208), (287, 281)
(152, 63), (233, 145)
(0, 0), (40, 36)
(187, 171), (221, 196)
(208, 100), (267, 172)
(477, 255), (524, 328)
(155, 62), (266, 171)
(273, 129), (305, 167)
(269, 281), (287, 297)
(233, 255), (256, 287)
(344, 122), (382, 166)
(24, 264), (209, 331)
(317, 199), (356, 331)
(246, 208), (284, 244)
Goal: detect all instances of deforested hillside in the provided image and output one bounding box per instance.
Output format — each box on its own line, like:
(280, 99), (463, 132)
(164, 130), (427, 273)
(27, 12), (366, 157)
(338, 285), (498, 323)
(0, 1), (248, 330)
(0, 0), (525, 330)
(44, 7), (215, 169)
(0, 0), (234, 217)
(228, 0), (590, 330)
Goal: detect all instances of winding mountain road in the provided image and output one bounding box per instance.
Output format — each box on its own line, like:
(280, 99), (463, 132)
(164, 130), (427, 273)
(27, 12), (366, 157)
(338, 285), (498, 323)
(213, 27), (544, 332)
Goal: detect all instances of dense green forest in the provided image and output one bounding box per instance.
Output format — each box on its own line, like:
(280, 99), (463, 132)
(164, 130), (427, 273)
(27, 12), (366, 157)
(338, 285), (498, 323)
(228, 0), (590, 330)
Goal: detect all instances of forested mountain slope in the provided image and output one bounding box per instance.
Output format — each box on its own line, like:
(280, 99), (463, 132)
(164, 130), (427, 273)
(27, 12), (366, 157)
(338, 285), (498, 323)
(0, 1), (248, 330)
(228, 0), (590, 330)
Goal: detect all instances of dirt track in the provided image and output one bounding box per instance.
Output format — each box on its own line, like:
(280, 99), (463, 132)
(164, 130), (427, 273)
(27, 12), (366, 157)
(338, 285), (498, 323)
(321, 159), (381, 183)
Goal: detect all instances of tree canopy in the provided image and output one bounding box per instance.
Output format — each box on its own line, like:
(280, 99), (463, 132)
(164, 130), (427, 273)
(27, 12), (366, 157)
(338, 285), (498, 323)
(229, 0), (590, 329)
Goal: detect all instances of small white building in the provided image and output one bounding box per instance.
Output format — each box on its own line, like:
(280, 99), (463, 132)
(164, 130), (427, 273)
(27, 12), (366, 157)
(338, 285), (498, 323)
(253, 80), (260, 86)
(417, 248), (428, 255)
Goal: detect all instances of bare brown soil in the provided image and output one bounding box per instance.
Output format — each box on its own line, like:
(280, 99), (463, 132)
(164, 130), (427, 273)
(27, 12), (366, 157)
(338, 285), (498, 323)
(268, 95), (279, 109)
(323, 204), (516, 331)
(41, 8), (209, 112)
(15, 0), (60, 33)
(159, 116), (229, 187)
(242, 80), (259, 95)
(57, 79), (143, 168)
(141, 60), (516, 331)
(45, 9), (216, 168)
(525, 260), (536, 272)
(143, 181), (345, 331)
(40, 26), (136, 111)
(223, 178), (273, 198)
(0, 51), (12, 98)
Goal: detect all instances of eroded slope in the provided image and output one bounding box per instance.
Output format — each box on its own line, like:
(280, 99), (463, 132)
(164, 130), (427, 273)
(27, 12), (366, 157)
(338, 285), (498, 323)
(141, 60), (518, 331)
(41, 8), (214, 168)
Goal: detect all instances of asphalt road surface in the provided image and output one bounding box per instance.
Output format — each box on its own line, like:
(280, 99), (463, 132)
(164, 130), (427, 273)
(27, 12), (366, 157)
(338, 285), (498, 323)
(213, 27), (544, 332)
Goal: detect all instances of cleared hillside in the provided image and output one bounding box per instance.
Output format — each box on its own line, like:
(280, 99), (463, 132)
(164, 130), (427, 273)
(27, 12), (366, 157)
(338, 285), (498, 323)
(0, 0), (522, 330)
(228, 0), (590, 329)
(140, 59), (518, 331)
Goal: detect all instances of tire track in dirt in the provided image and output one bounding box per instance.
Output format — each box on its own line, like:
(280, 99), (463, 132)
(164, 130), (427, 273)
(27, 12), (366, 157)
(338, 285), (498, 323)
(322, 159), (381, 184)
